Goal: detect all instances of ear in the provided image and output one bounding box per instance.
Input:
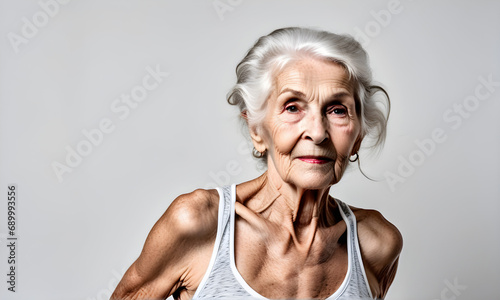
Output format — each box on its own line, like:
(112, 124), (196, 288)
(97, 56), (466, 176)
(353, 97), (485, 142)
(351, 133), (363, 155)
(240, 110), (248, 121)
(249, 124), (267, 153)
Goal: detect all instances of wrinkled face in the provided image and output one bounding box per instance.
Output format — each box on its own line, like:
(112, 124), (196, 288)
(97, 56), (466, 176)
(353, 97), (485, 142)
(251, 58), (362, 190)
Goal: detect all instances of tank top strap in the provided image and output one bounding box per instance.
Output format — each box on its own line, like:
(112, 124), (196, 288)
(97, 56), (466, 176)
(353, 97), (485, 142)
(220, 185), (232, 224)
(192, 185), (233, 299)
(335, 198), (374, 299)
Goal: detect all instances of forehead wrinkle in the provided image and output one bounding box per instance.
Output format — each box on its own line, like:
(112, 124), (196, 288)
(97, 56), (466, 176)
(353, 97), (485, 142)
(276, 68), (306, 95)
(275, 59), (355, 103)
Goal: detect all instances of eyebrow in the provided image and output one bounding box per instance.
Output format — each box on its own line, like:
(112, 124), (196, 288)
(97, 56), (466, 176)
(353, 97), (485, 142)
(279, 88), (353, 100)
(279, 88), (306, 98)
(328, 91), (352, 100)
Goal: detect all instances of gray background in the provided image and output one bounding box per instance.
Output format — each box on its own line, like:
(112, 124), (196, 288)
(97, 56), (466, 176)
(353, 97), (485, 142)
(0, 1), (499, 299)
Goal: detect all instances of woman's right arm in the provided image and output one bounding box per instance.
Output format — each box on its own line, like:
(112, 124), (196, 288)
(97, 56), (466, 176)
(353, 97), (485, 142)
(110, 189), (219, 300)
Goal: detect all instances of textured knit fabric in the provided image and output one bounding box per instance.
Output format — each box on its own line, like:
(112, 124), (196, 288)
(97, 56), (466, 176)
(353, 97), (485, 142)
(192, 184), (374, 300)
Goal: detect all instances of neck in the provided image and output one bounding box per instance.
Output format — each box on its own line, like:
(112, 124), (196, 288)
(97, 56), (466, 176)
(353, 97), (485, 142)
(257, 162), (334, 243)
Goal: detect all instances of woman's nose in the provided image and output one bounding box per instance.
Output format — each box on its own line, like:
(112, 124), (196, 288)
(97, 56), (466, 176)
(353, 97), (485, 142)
(304, 114), (329, 144)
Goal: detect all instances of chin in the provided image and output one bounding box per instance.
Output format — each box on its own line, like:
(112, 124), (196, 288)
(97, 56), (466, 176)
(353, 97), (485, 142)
(290, 171), (338, 190)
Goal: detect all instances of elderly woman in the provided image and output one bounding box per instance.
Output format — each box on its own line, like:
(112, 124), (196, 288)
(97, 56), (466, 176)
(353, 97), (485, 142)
(111, 27), (402, 300)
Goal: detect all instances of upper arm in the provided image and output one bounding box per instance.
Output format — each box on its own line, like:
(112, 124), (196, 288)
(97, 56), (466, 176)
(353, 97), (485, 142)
(355, 208), (403, 299)
(111, 189), (219, 300)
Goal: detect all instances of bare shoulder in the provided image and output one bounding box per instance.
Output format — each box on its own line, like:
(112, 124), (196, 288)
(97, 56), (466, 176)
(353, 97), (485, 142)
(111, 188), (220, 299)
(137, 188), (220, 258)
(350, 206), (403, 261)
(349, 205), (403, 298)
(161, 188), (220, 238)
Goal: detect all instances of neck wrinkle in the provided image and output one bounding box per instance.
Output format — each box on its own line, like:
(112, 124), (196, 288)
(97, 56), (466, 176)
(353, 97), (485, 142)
(262, 166), (333, 247)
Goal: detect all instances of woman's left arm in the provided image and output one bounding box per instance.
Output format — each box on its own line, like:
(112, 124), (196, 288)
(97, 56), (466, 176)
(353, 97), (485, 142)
(355, 208), (403, 299)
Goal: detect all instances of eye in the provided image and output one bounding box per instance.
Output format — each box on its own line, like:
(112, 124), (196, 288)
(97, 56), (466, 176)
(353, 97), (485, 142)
(285, 104), (300, 113)
(328, 105), (347, 116)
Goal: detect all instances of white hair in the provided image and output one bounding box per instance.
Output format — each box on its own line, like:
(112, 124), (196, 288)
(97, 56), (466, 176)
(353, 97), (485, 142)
(227, 27), (390, 159)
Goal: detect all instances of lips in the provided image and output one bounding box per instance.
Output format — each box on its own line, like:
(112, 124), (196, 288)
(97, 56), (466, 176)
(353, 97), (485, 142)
(297, 156), (333, 164)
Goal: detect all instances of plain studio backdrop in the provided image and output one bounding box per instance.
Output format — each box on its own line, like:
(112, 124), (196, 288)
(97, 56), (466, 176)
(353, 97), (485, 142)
(1, 1), (499, 299)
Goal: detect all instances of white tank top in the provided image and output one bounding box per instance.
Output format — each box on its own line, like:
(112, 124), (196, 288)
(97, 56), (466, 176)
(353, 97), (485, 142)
(192, 184), (374, 300)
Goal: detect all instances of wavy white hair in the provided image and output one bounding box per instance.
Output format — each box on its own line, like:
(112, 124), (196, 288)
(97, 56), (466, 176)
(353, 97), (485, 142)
(227, 27), (390, 160)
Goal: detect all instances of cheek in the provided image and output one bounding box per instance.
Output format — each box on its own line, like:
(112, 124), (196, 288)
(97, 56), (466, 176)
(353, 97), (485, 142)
(331, 123), (360, 153)
(266, 121), (299, 156)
